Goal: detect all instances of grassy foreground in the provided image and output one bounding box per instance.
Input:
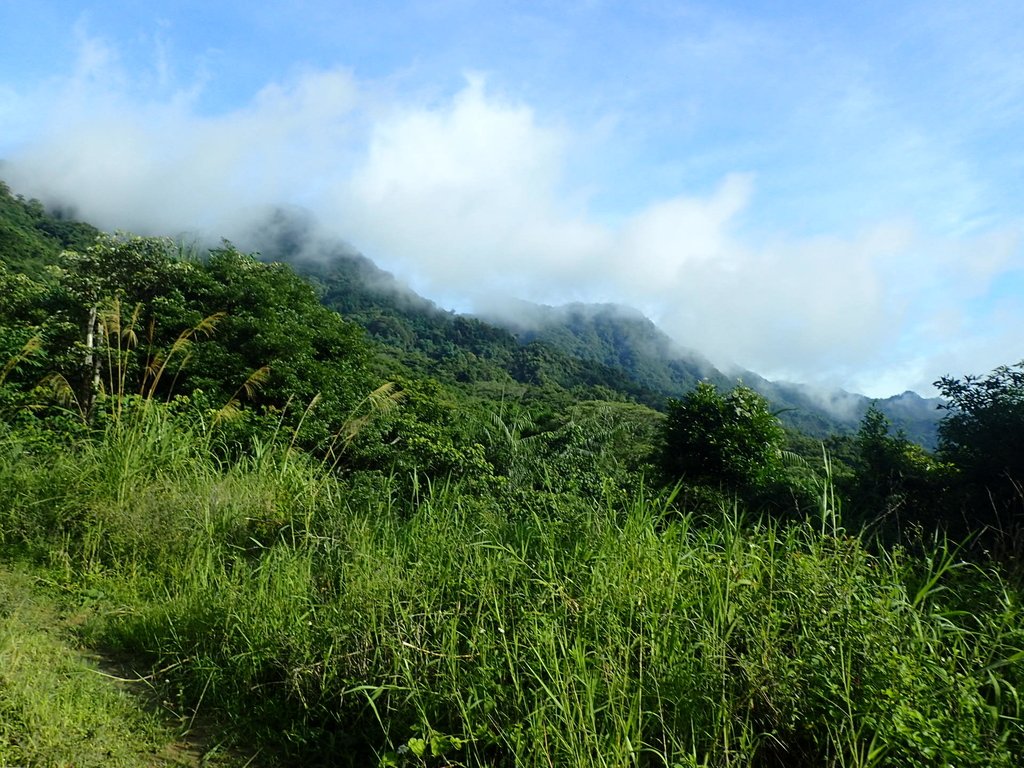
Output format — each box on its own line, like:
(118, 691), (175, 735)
(0, 565), (243, 766)
(0, 408), (1022, 767)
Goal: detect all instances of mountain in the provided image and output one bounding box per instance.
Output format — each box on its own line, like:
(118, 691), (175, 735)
(0, 187), (943, 447)
(0, 180), (98, 275)
(240, 209), (942, 446)
(481, 300), (732, 394)
(243, 209), (669, 408)
(479, 299), (943, 446)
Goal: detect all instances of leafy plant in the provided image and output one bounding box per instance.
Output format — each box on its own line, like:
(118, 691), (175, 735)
(936, 361), (1024, 534)
(380, 727), (467, 767)
(657, 382), (787, 505)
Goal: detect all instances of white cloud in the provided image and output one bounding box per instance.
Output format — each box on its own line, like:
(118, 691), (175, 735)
(612, 175), (752, 290)
(337, 73), (608, 298)
(2, 29), (1023, 397)
(5, 35), (361, 236)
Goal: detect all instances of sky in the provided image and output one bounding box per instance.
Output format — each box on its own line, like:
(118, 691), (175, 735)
(1, 0), (1023, 397)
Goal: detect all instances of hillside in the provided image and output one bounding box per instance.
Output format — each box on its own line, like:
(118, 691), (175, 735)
(2, 179), (1023, 768)
(245, 209), (668, 409)
(483, 300), (943, 445)
(243, 208), (943, 445)
(482, 300), (731, 394)
(0, 186), (942, 446)
(0, 180), (98, 275)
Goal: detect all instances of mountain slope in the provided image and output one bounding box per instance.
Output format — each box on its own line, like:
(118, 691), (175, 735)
(483, 300), (732, 394)
(0, 190), (944, 446)
(479, 299), (943, 445)
(244, 210), (668, 408)
(240, 208), (943, 445)
(0, 180), (98, 275)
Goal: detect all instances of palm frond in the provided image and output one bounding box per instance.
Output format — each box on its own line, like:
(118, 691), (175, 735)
(148, 312), (225, 397)
(194, 311), (226, 338)
(122, 302), (143, 347)
(99, 297), (122, 340)
(323, 381), (406, 466)
(240, 365), (271, 400)
(363, 381), (406, 417)
(40, 372), (82, 414)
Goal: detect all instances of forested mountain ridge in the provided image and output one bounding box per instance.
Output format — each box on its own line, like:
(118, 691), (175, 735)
(482, 299), (943, 445)
(0, 179), (98, 276)
(482, 299), (731, 393)
(242, 206), (943, 445)
(245, 208), (669, 408)
(0, 185), (941, 445)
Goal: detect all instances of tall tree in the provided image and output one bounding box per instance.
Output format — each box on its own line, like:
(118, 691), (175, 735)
(50, 234), (194, 417)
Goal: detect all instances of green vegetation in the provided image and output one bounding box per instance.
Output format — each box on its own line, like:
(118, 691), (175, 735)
(0, 567), (198, 766)
(1, 412), (1022, 767)
(657, 383), (786, 501)
(935, 362), (1024, 534)
(0, 180), (98, 276)
(1, 182), (1023, 766)
(289, 249), (669, 412)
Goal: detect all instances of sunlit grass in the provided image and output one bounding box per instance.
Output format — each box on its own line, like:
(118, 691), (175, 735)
(0, 566), (190, 766)
(0, 413), (1022, 767)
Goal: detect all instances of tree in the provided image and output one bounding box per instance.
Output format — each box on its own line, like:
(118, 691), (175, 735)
(848, 404), (944, 533)
(4, 234), (379, 451)
(182, 245), (375, 451)
(854, 405), (911, 511)
(44, 234), (196, 417)
(935, 361), (1024, 531)
(657, 382), (784, 498)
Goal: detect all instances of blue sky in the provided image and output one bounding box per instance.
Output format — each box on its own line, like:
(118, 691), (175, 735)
(1, 1), (1022, 396)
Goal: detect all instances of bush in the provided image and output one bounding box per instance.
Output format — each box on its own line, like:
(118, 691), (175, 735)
(657, 382), (789, 509)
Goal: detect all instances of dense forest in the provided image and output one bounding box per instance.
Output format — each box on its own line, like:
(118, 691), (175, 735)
(1, 179), (1023, 767)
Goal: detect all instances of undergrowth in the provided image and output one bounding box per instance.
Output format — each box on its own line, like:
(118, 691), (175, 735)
(0, 406), (1022, 766)
(0, 566), (191, 766)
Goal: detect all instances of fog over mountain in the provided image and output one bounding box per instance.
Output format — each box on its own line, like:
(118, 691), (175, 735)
(472, 294), (943, 446)
(232, 206), (944, 445)
(3, 8), (1023, 397)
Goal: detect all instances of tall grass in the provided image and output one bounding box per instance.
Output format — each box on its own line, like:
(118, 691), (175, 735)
(0, 411), (1022, 767)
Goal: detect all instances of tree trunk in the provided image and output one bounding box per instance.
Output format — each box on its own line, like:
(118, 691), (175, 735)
(81, 304), (102, 420)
